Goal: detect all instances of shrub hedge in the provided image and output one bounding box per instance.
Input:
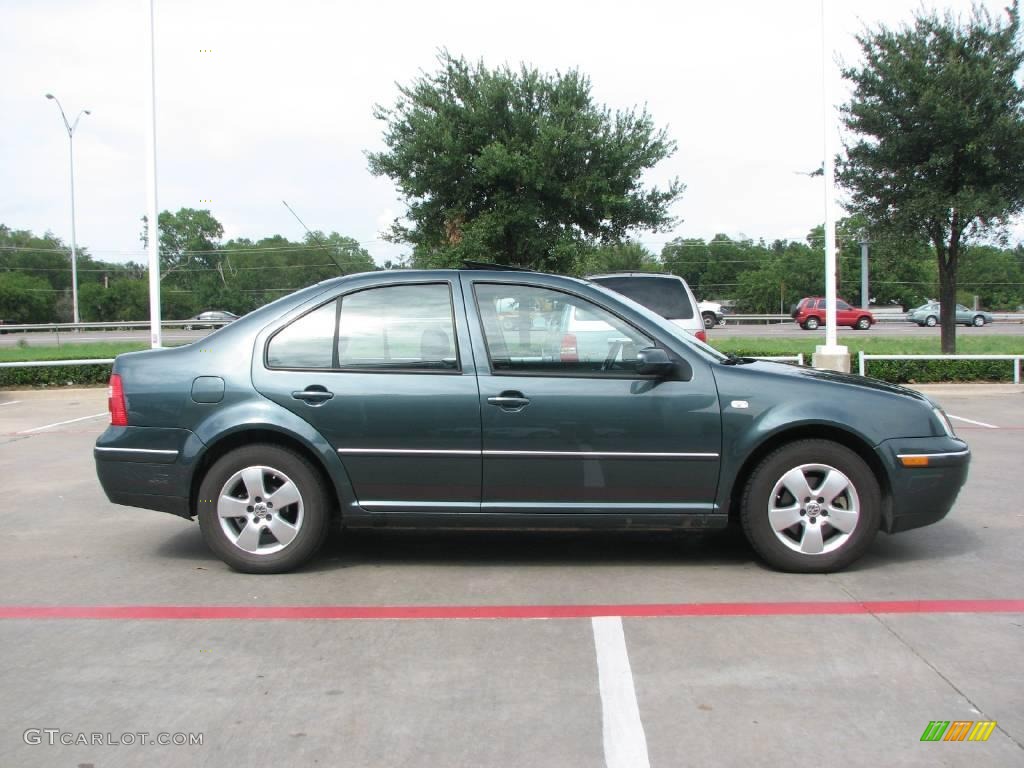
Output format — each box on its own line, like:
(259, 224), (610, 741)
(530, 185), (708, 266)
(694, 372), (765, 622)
(0, 363), (112, 388)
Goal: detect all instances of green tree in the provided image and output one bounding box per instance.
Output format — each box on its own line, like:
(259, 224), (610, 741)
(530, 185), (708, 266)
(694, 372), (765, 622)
(0, 272), (55, 323)
(838, 2), (1024, 352)
(368, 51), (683, 272)
(662, 238), (710, 293)
(587, 241), (661, 274)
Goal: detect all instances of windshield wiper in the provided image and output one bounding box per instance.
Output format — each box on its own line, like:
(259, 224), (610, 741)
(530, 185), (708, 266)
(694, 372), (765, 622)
(721, 352), (756, 365)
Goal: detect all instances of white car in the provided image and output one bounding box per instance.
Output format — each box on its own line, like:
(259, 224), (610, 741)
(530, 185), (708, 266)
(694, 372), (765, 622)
(587, 273), (708, 341)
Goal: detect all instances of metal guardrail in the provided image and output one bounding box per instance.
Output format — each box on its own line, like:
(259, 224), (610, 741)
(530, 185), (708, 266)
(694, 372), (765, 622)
(0, 320), (231, 333)
(858, 352), (1023, 384)
(0, 359), (115, 368)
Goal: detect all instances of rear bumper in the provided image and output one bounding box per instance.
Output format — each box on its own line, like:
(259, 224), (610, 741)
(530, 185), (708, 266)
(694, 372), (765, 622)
(878, 436), (970, 533)
(94, 426), (205, 519)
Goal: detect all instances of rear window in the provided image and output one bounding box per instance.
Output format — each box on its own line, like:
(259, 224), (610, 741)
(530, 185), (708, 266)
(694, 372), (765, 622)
(590, 276), (694, 320)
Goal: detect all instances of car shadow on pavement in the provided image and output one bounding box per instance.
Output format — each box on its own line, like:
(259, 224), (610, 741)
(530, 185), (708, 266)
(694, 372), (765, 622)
(154, 519), (977, 574)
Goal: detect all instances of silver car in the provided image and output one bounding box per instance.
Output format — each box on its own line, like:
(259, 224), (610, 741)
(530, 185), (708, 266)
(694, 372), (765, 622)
(907, 302), (993, 327)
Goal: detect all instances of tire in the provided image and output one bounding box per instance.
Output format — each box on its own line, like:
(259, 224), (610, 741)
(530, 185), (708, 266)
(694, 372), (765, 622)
(740, 439), (881, 573)
(855, 316), (871, 330)
(972, 315), (985, 327)
(804, 316), (820, 330)
(702, 312), (715, 330)
(197, 444), (331, 573)
(925, 315), (937, 327)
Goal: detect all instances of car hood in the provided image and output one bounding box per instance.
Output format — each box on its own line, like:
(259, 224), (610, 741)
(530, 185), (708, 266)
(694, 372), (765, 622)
(728, 359), (932, 402)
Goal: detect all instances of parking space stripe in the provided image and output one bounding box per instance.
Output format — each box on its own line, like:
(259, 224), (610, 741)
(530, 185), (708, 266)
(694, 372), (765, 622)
(0, 599), (1021, 621)
(0, 400), (21, 407)
(16, 411), (108, 434)
(948, 414), (999, 429)
(592, 616), (650, 768)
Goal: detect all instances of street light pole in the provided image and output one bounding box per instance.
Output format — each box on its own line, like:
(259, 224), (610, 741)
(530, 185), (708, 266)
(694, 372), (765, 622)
(45, 94), (90, 325)
(859, 230), (870, 310)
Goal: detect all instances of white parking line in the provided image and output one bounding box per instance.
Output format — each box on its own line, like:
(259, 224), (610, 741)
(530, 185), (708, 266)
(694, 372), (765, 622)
(948, 414), (999, 429)
(17, 412), (108, 434)
(0, 400), (21, 407)
(592, 616), (650, 768)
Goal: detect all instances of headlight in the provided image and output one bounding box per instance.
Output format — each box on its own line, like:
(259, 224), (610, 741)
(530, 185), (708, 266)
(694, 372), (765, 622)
(932, 407), (956, 437)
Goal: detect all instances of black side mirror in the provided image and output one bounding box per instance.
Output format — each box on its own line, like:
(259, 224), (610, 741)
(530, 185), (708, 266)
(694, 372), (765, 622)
(636, 347), (678, 377)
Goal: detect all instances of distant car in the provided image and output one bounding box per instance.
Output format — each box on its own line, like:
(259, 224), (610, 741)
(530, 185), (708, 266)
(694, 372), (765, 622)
(184, 311), (239, 330)
(587, 273), (708, 341)
(906, 302), (993, 328)
(792, 297), (875, 330)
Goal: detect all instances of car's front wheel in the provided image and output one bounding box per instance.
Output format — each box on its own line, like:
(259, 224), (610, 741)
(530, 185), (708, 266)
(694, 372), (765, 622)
(197, 444), (331, 573)
(740, 440), (880, 572)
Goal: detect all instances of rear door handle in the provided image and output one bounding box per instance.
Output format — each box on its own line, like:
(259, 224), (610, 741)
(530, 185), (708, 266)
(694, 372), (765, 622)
(292, 386), (334, 405)
(487, 392), (530, 411)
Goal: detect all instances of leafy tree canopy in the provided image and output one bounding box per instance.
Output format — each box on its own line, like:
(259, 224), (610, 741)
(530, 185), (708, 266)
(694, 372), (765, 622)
(368, 51), (683, 272)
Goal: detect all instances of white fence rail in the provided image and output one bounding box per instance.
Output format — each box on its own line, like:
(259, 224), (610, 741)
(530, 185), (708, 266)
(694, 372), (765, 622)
(858, 352), (1023, 384)
(722, 312), (1024, 324)
(753, 354), (805, 365)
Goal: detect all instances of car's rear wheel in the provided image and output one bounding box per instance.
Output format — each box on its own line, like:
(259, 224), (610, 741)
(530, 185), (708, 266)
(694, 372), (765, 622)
(925, 315), (937, 327)
(197, 444), (331, 573)
(972, 315), (986, 327)
(740, 440), (880, 573)
(702, 312), (716, 329)
(803, 316), (820, 330)
(855, 316), (871, 330)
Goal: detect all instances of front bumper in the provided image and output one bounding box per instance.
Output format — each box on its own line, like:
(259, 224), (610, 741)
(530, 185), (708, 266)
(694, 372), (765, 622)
(94, 426), (204, 519)
(877, 436), (970, 533)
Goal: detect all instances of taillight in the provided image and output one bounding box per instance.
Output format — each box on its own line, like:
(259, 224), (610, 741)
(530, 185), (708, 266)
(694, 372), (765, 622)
(695, 330), (707, 343)
(108, 373), (128, 426)
(560, 333), (579, 362)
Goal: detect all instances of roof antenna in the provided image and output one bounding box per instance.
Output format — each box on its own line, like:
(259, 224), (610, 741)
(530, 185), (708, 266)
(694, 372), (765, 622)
(282, 200), (344, 274)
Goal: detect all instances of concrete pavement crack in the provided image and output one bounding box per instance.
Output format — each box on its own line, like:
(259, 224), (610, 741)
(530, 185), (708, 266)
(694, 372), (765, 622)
(835, 580), (1024, 752)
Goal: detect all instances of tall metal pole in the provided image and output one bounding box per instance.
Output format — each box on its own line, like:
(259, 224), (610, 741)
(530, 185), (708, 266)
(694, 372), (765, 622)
(821, 0), (838, 349)
(67, 129), (80, 324)
(45, 94), (88, 325)
(859, 232), (870, 310)
(812, 0), (850, 371)
(146, 0), (162, 348)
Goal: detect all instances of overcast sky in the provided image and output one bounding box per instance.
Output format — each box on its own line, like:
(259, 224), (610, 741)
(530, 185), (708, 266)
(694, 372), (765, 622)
(0, 0), (1014, 266)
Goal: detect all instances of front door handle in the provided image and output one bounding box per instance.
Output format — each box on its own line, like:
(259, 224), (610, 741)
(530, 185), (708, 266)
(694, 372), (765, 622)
(292, 385), (334, 405)
(487, 391), (530, 411)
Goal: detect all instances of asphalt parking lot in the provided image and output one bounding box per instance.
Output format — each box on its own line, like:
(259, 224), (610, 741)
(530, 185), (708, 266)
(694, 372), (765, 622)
(1, 386), (1022, 767)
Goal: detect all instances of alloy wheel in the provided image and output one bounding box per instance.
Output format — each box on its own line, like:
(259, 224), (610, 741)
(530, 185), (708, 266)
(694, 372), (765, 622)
(217, 465), (305, 555)
(767, 463), (860, 555)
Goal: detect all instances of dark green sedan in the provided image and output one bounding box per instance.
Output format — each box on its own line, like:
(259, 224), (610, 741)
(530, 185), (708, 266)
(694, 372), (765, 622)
(94, 268), (970, 573)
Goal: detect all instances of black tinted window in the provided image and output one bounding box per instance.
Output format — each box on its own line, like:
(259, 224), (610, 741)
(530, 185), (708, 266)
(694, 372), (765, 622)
(591, 277), (694, 319)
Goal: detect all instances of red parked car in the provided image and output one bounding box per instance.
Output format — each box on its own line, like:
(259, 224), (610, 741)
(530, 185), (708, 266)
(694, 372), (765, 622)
(792, 297), (875, 330)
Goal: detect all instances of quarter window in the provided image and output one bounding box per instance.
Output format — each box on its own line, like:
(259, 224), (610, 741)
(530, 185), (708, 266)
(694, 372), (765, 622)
(267, 300), (337, 368)
(474, 283), (654, 375)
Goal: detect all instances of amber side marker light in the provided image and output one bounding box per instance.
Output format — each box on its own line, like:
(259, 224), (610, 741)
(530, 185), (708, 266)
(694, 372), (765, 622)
(900, 455), (930, 468)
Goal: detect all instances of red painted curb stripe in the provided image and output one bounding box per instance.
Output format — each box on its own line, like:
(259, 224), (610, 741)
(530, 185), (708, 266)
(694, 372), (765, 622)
(0, 599), (1021, 621)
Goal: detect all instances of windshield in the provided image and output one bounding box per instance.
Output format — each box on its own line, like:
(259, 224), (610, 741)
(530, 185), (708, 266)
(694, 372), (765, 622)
(586, 280), (728, 362)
